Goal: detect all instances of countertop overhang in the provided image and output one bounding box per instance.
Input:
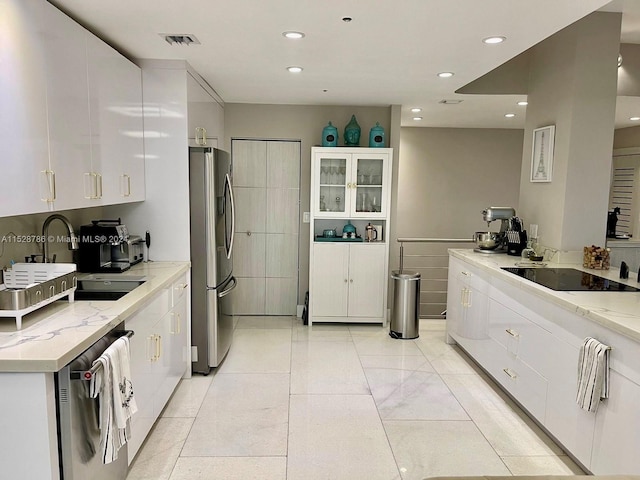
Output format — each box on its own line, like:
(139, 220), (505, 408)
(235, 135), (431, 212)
(450, 249), (640, 342)
(0, 261), (190, 373)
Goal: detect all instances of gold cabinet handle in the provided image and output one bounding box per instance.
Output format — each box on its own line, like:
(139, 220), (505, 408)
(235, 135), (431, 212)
(195, 127), (208, 145)
(503, 368), (517, 379)
(505, 328), (519, 338)
(41, 170), (56, 202)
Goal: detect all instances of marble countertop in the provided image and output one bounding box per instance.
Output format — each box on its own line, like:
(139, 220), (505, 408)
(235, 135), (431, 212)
(450, 249), (640, 342)
(0, 261), (190, 373)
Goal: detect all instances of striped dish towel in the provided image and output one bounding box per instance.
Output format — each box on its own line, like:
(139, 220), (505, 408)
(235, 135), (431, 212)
(576, 337), (611, 413)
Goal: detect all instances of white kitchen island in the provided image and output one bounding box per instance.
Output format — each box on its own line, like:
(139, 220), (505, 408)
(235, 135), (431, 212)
(446, 249), (640, 475)
(0, 261), (190, 479)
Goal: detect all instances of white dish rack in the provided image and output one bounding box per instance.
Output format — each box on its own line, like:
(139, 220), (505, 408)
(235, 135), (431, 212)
(0, 263), (77, 330)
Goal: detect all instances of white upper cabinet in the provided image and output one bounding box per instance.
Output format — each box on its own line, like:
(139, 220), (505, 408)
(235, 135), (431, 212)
(187, 72), (224, 149)
(312, 148), (391, 219)
(86, 33), (145, 204)
(0, 0), (144, 218)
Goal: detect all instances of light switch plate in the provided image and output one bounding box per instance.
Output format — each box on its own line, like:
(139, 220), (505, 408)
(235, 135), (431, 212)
(303, 212), (310, 223)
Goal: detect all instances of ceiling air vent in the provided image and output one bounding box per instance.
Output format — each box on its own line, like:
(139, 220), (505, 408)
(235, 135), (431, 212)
(161, 34), (201, 46)
(438, 99), (463, 105)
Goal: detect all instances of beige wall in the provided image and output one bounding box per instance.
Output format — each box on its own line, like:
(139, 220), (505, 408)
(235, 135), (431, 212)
(396, 127), (524, 239)
(518, 12), (621, 253)
(614, 126), (640, 149)
(0, 207), (103, 279)
(224, 104), (393, 303)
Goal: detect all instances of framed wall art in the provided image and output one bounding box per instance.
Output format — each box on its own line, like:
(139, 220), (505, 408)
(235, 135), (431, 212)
(530, 125), (555, 183)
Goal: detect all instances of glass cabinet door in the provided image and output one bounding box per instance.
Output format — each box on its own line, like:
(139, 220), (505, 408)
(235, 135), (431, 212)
(317, 155), (348, 215)
(353, 156), (385, 216)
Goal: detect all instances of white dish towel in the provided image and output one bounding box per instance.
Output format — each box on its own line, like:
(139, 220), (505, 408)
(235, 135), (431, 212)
(576, 336), (611, 413)
(89, 336), (138, 464)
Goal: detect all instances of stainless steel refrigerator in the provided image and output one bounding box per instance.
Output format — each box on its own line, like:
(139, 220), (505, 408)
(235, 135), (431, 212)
(189, 147), (236, 373)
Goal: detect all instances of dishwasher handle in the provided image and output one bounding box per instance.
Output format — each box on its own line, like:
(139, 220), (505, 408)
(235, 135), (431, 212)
(70, 330), (135, 381)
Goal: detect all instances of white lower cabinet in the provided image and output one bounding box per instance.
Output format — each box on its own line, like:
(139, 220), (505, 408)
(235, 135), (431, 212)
(447, 253), (640, 473)
(591, 370), (640, 473)
(311, 243), (386, 322)
(126, 272), (190, 463)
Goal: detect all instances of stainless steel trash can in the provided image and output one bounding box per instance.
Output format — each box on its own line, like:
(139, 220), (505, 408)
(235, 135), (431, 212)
(389, 271), (421, 339)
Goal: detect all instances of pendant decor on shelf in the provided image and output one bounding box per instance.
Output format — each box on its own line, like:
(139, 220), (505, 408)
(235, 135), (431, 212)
(321, 121), (338, 147)
(369, 122), (385, 147)
(344, 115), (361, 146)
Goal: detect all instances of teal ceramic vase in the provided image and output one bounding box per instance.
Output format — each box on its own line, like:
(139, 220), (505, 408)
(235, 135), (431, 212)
(344, 115), (361, 146)
(369, 122), (385, 147)
(322, 121), (338, 147)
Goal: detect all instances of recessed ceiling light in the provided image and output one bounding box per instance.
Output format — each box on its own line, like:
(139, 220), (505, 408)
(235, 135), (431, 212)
(411, 108), (422, 113)
(630, 116), (640, 121)
(342, 17), (353, 22)
(505, 113), (516, 118)
(437, 72), (454, 78)
(413, 116), (423, 121)
(287, 66), (303, 73)
(483, 36), (506, 45)
(283, 31), (305, 39)
(517, 101), (528, 106)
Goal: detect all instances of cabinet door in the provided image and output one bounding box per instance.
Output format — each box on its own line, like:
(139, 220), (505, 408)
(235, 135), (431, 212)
(311, 243), (348, 317)
(168, 292), (189, 381)
(445, 258), (465, 340)
(39, 3), (92, 211)
(351, 152), (389, 219)
(347, 244), (385, 317)
(590, 370), (640, 473)
(0, 1), (46, 216)
(126, 305), (161, 462)
(313, 153), (350, 217)
(0, 0), (87, 216)
(86, 33), (145, 205)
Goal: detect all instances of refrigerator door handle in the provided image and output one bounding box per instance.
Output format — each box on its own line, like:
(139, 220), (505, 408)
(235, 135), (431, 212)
(218, 276), (237, 298)
(225, 172), (235, 260)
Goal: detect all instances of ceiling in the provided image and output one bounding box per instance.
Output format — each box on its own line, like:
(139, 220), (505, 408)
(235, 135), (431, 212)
(48, 0), (640, 129)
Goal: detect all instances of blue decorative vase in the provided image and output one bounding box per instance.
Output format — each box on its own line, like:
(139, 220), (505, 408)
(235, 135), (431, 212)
(322, 121), (338, 147)
(369, 122), (385, 147)
(344, 115), (361, 146)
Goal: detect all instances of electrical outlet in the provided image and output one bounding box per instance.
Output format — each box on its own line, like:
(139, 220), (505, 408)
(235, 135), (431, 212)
(303, 212), (310, 223)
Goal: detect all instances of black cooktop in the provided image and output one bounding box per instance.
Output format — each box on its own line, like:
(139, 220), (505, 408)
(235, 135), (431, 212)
(501, 267), (640, 292)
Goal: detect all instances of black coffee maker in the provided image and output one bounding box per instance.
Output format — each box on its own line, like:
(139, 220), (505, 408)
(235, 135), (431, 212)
(78, 219), (131, 273)
(607, 207), (620, 238)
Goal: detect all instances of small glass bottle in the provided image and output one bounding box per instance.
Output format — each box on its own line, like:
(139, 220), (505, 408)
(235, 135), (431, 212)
(521, 239), (534, 260)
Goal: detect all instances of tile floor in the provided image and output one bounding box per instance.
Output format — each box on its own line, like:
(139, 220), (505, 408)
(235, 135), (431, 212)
(126, 317), (585, 480)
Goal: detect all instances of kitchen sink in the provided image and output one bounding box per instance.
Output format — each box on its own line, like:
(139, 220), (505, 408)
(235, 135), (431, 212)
(75, 274), (147, 300)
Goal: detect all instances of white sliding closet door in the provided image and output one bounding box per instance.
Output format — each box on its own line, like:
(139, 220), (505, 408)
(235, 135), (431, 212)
(232, 139), (300, 315)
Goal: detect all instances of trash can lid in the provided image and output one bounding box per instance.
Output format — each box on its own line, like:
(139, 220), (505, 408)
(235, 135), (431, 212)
(391, 271), (421, 280)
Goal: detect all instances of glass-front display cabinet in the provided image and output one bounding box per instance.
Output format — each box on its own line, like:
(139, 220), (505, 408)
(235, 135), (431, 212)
(312, 148), (391, 219)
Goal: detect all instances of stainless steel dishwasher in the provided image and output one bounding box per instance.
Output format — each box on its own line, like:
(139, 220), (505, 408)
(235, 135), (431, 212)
(55, 326), (133, 479)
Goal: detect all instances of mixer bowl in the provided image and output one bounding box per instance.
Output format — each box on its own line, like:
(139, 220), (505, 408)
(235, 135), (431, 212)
(474, 231), (502, 250)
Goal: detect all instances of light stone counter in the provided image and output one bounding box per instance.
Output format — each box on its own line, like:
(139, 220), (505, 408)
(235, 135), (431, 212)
(449, 249), (640, 342)
(0, 261), (190, 372)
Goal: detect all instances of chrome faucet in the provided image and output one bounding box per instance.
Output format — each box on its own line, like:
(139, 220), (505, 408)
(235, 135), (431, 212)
(42, 214), (79, 263)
